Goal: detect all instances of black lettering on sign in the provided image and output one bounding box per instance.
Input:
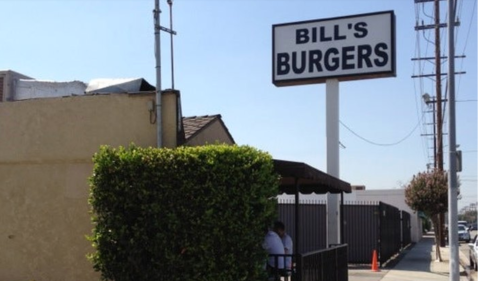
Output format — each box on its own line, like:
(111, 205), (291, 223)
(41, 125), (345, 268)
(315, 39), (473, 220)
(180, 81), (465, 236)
(277, 53), (290, 75)
(312, 27), (318, 43)
(292, 51), (307, 74)
(320, 26), (332, 42)
(276, 44), (390, 76)
(374, 43), (389, 67)
(334, 25), (347, 40)
(309, 50), (323, 72)
(357, 44), (373, 68)
(296, 29), (309, 44)
(354, 22), (368, 38)
(324, 48), (339, 71)
(341, 46), (355, 70)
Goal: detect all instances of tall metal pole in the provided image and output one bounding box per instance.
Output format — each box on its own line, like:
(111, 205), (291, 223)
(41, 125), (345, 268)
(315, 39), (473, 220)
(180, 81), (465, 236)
(154, 0), (163, 147)
(447, 0), (459, 279)
(167, 0), (175, 90)
(326, 79), (340, 246)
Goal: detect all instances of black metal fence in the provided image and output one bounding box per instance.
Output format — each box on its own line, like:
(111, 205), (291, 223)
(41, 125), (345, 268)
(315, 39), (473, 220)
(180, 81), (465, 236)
(278, 200), (327, 253)
(278, 200), (411, 266)
(378, 202), (402, 265)
(342, 202), (378, 264)
(267, 254), (294, 281)
(401, 210), (412, 248)
(297, 244), (348, 281)
(268, 244), (348, 281)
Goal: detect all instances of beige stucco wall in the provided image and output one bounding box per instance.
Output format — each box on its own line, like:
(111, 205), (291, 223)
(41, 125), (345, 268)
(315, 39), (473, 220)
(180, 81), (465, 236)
(0, 93), (156, 281)
(0, 92), (236, 281)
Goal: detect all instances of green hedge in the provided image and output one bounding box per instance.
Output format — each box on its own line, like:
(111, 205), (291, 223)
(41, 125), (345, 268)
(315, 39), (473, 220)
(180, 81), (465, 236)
(88, 144), (279, 281)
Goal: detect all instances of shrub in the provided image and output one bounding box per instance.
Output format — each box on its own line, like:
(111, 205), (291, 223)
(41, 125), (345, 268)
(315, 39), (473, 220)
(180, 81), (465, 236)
(404, 169), (448, 217)
(88, 144), (279, 281)
(404, 169), (448, 260)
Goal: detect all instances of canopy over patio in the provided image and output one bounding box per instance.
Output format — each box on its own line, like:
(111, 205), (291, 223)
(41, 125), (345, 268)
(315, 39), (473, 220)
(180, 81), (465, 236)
(273, 159), (352, 254)
(273, 159), (351, 195)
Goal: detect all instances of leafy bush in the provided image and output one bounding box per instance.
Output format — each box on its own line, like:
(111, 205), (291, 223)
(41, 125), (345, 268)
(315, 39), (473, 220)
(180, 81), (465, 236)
(88, 144), (279, 281)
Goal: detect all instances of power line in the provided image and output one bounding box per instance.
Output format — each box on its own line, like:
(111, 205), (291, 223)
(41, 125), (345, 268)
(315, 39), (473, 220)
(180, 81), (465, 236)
(457, 0), (477, 94)
(456, 99), (477, 102)
(339, 119), (421, 147)
(413, 1), (437, 163)
(412, 0), (475, 170)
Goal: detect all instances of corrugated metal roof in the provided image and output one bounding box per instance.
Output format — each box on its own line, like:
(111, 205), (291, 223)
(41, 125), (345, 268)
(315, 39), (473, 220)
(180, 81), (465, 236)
(85, 78), (155, 94)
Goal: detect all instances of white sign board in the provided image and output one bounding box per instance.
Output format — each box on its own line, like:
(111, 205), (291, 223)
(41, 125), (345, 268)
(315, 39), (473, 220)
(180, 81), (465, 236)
(273, 11), (396, 86)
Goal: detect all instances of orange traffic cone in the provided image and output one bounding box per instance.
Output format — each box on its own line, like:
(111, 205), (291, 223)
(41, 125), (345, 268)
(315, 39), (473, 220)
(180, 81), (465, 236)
(371, 250), (380, 272)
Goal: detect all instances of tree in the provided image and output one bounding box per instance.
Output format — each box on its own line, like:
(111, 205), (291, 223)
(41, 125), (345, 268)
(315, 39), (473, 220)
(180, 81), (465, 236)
(404, 169), (448, 261)
(459, 209), (478, 225)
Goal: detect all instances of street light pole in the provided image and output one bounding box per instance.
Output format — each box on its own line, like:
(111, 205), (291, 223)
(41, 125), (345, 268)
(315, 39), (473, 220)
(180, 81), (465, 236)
(154, 0), (163, 148)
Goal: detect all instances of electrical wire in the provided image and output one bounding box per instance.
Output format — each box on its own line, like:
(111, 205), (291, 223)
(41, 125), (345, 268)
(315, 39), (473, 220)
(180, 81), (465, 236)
(413, 1), (435, 163)
(438, 0), (475, 151)
(339, 117), (422, 147)
(456, 0), (477, 95)
(411, 0), (475, 166)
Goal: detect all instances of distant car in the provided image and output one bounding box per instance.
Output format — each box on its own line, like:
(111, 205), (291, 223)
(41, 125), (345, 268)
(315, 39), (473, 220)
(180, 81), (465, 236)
(469, 223), (478, 231)
(459, 225), (471, 243)
(470, 235), (478, 271)
(459, 221), (470, 231)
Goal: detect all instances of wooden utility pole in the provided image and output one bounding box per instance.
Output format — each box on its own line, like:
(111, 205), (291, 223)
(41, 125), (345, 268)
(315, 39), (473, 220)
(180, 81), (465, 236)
(413, 0), (464, 253)
(433, 0), (447, 248)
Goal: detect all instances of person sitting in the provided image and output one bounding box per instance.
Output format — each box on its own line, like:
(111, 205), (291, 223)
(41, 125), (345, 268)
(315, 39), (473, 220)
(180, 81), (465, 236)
(274, 221), (293, 274)
(262, 227), (285, 280)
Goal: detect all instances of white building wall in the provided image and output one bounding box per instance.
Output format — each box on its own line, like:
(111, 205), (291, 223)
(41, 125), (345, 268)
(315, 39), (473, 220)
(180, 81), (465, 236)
(351, 189), (423, 242)
(15, 79), (87, 100)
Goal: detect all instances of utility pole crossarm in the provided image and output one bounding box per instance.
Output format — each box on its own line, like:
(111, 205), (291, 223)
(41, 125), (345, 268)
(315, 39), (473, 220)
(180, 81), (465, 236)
(411, 55), (466, 61)
(414, 0), (445, 2)
(411, 72), (466, 78)
(415, 21), (460, 30)
(159, 26), (177, 35)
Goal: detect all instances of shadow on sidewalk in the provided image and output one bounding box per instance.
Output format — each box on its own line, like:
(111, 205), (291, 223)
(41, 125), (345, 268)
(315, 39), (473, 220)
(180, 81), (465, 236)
(351, 234), (437, 272)
(391, 234), (435, 271)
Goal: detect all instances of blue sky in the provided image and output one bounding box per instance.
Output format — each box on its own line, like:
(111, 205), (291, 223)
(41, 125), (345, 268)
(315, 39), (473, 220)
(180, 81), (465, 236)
(1, 0), (477, 210)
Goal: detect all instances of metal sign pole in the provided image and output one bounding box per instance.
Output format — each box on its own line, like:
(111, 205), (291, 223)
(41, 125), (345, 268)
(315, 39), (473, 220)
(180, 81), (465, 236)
(326, 79), (341, 246)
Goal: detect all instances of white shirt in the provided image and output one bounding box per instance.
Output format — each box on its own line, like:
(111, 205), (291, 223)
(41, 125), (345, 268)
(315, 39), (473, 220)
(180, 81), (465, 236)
(282, 234), (293, 269)
(262, 230), (285, 268)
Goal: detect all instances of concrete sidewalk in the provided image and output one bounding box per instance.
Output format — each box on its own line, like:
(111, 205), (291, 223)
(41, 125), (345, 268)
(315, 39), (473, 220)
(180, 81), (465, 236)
(349, 233), (474, 281)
